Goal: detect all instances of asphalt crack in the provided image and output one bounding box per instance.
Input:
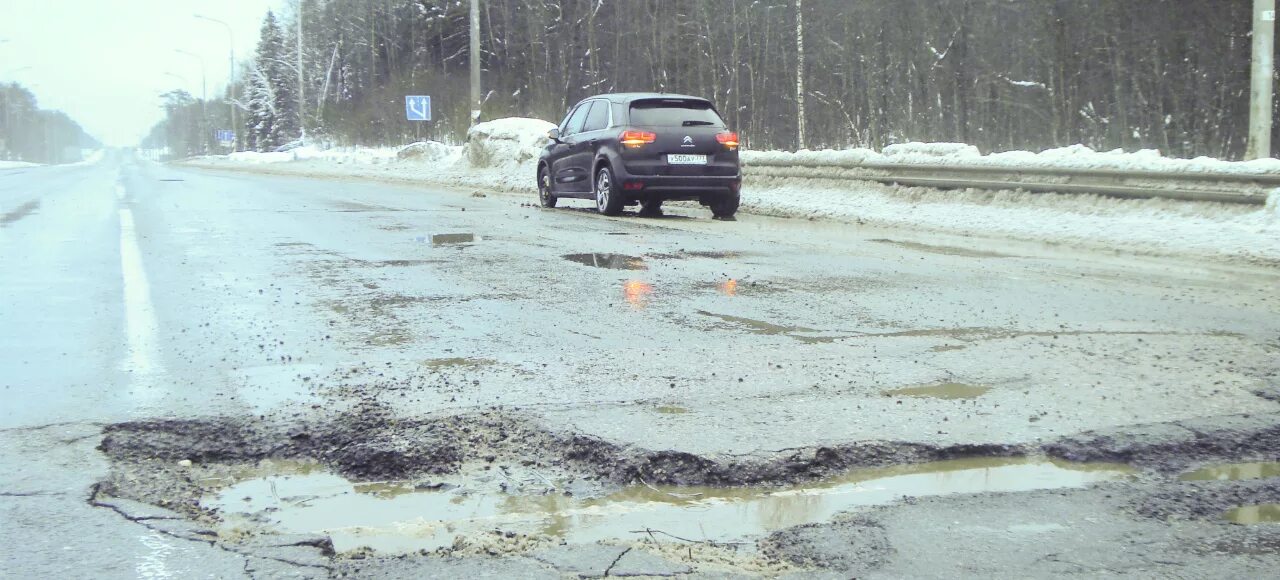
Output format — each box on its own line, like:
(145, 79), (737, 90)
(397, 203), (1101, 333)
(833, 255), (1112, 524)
(602, 546), (632, 577)
(87, 483), (332, 573)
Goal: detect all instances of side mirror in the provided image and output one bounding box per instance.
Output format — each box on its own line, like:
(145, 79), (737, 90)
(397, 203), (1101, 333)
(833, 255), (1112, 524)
(547, 128), (562, 143)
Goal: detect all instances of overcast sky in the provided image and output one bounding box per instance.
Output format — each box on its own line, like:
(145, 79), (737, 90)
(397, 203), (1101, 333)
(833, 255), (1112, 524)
(1, 0), (285, 146)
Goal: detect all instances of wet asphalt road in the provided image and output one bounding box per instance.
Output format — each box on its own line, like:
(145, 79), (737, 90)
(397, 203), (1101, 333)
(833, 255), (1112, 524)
(3, 152), (1280, 577)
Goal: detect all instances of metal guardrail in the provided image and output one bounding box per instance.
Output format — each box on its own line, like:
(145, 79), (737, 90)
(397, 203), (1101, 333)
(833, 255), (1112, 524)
(741, 161), (1277, 206)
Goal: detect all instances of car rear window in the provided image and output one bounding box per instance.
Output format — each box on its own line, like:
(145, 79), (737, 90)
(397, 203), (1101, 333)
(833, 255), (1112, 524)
(628, 99), (725, 127)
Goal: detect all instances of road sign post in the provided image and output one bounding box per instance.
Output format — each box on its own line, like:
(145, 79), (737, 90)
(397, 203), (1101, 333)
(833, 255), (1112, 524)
(405, 96), (432, 121)
(215, 129), (235, 148)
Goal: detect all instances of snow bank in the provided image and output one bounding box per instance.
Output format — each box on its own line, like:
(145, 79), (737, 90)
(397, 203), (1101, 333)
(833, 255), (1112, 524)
(883, 142), (980, 159)
(0, 160), (39, 169)
(744, 143), (1280, 175)
(464, 117), (555, 168)
(397, 141), (458, 162)
(742, 176), (1280, 263)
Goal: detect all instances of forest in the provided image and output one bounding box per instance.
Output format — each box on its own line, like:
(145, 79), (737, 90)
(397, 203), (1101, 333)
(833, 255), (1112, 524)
(151, 0), (1268, 160)
(0, 82), (99, 163)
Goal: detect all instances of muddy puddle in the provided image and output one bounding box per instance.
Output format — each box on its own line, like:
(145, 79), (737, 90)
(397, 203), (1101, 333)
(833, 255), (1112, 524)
(882, 382), (991, 400)
(1179, 462), (1280, 482)
(429, 233), (476, 245)
(1224, 504), (1280, 525)
(421, 357), (495, 369)
(563, 253), (647, 270)
(204, 457), (1131, 554)
(869, 239), (1013, 259)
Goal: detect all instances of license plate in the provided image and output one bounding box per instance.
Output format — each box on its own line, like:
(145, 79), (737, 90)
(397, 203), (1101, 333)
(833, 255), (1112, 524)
(667, 154), (707, 165)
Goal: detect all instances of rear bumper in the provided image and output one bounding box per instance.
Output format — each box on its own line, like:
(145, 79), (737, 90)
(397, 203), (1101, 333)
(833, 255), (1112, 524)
(614, 167), (741, 201)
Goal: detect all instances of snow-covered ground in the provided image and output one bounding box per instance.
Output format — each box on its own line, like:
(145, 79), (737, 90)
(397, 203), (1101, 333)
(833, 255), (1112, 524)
(0, 160), (39, 169)
(743, 142), (1280, 175)
(184, 119), (1280, 264)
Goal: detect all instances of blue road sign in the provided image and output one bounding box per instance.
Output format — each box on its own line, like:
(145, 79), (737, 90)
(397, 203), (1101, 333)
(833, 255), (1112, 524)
(215, 129), (235, 145)
(405, 96), (432, 121)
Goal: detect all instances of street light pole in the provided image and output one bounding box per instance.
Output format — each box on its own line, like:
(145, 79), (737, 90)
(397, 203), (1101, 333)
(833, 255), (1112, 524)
(194, 14), (237, 152)
(174, 50), (206, 103)
(297, 0), (306, 142)
(470, 0), (481, 127)
(1248, 0), (1276, 160)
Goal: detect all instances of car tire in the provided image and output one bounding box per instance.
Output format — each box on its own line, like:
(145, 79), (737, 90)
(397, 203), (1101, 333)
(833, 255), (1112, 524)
(710, 193), (740, 219)
(595, 166), (624, 216)
(538, 166), (558, 208)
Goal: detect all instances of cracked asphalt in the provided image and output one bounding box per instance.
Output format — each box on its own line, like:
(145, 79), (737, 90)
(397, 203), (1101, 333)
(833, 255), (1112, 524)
(3, 151), (1280, 578)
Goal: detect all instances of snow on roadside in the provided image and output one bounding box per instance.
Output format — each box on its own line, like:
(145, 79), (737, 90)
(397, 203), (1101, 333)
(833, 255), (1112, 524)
(743, 143), (1280, 175)
(0, 160), (39, 169)
(184, 127), (1280, 264)
(743, 176), (1280, 264)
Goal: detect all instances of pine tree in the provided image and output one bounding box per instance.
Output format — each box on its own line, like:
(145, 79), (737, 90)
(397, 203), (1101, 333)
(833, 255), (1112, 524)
(247, 11), (298, 150)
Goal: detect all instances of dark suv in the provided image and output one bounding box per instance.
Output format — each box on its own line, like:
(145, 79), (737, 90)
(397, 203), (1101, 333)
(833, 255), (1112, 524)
(537, 93), (741, 218)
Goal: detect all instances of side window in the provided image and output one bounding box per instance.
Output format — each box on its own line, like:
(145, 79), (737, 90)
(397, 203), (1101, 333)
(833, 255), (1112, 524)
(564, 102), (593, 136)
(560, 104), (584, 134)
(583, 100), (609, 132)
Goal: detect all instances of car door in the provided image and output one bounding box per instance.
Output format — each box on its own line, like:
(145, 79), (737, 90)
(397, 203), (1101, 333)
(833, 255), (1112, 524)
(551, 101), (595, 194)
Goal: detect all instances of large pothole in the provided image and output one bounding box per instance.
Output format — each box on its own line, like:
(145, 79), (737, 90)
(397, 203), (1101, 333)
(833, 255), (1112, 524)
(91, 407), (1280, 570)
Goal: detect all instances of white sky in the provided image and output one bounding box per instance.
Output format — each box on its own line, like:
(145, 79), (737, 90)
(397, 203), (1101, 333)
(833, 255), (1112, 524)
(1, 0), (285, 145)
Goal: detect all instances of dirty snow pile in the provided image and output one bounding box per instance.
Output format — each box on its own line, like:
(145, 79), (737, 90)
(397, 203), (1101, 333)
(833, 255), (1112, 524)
(743, 142), (1280, 175)
(188, 120), (1280, 263)
(194, 117), (553, 193)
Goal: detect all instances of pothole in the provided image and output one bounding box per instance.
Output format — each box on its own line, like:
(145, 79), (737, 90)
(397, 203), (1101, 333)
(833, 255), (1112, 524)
(563, 253), (647, 270)
(429, 233), (476, 245)
(882, 382), (991, 400)
(202, 457), (1130, 554)
(421, 357), (495, 369)
(1179, 462), (1280, 482)
(868, 239), (1013, 259)
(1224, 504), (1280, 524)
(697, 310), (847, 344)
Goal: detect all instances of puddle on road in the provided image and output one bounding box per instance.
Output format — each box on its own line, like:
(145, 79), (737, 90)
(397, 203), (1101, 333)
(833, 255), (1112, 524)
(430, 233), (476, 245)
(869, 239), (1013, 259)
(697, 310), (844, 344)
(204, 457), (1131, 554)
(1179, 462), (1280, 482)
(421, 357), (495, 369)
(1224, 504), (1280, 525)
(564, 253), (648, 270)
(1, 200), (40, 226)
(882, 382), (991, 400)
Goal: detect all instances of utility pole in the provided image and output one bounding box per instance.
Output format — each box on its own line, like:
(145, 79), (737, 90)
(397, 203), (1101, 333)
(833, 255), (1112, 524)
(195, 14), (238, 152)
(1248, 0), (1275, 160)
(297, 0), (306, 142)
(795, 0), (805, 151)
(470, 0), (481, 127)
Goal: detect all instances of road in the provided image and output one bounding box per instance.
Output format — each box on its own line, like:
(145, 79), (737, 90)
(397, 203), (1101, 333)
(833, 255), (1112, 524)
(3, 152), (1279, 578)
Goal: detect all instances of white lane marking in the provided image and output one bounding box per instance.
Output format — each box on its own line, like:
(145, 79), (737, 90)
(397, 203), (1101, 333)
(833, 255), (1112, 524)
(118, 207), (164, 376)
(115, 183), (126, 200)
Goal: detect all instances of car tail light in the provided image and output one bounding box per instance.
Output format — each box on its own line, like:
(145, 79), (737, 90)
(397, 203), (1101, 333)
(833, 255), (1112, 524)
(620, 129), (657, 148)
(716, 131), (740, 150)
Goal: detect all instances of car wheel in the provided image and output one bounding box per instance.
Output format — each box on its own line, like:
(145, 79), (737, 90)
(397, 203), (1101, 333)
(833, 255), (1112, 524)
(538, 166), (558, 208)
(595, 166), (624, 216)
(710, 193), (740, 219)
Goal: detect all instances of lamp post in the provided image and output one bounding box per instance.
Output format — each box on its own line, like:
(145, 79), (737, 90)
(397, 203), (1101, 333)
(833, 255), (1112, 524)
(194, 14), (237, 151)
(174, 49), (206, 102)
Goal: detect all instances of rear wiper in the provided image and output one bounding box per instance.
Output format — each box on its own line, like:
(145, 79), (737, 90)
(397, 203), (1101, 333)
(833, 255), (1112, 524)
(682, 120), (715, 126)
